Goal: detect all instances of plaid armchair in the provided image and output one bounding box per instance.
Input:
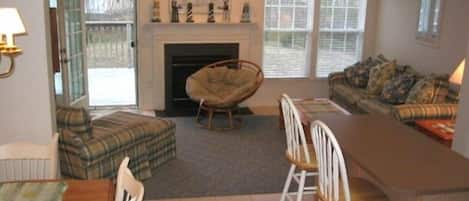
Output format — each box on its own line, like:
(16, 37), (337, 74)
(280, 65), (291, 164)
(56, 107), (176, 180)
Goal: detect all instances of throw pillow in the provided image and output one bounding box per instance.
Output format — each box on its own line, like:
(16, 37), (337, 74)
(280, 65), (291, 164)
(350, 64), (372, 88)
(380, 73), (417, 104)
(405, 77), (450, 104)
(366, 62), (397, 95)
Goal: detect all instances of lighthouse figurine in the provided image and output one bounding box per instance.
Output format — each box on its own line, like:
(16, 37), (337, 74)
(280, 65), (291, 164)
(207, 1), (216, 23)
(151, 0), (161, 22)
(186, 2), (194, 23)
(240, 2), (251, 23)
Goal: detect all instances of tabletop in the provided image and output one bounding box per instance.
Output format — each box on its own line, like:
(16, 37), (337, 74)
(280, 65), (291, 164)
(63, 180), (115, 201)
(312, 114), (469, 195)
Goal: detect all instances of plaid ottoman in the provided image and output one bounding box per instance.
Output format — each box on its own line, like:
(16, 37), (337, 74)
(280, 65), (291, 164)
(58, 110), (176, 181)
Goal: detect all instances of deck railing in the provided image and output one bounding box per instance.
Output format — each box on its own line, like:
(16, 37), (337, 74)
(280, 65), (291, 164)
(86, 21), (134, 68)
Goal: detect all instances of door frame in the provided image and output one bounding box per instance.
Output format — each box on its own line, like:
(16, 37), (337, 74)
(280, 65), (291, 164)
(57, 0), (89, 108)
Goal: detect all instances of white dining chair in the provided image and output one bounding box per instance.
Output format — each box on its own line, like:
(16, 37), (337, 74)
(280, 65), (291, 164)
(310, 121), (390, 201)
(280, 94), (318, 201)
(115, 157), (144, 201)
(0, 133), (59, 182)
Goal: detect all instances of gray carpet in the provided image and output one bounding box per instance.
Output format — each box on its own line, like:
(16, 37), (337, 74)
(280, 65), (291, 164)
(144, 115), (293, 199)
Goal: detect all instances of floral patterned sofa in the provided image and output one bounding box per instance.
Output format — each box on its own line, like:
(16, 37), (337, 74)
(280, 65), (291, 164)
(56, 106), (176, 180)
(328, 55), (459, 123)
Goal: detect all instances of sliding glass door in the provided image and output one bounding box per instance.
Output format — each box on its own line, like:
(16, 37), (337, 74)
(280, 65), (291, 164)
(85, 0), (137, 106)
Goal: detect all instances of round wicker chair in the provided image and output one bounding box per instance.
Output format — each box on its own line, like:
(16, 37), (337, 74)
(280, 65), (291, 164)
(186, 59), (264, 130)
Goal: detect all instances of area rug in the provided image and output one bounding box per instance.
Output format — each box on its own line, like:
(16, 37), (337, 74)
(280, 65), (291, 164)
(144, 115), (296, 199)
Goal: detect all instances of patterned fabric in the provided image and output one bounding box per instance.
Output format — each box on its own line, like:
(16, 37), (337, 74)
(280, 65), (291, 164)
(446, 89), (460, 103)
(56, 106), (92, 138)
(332, 84), (371, 106)
(0, 182), (68, 201)
(405, 77), (449, 104)
(357, 99), (393, 115)
(59, 111), (176, 181)
(344, 65), (356, 85)
(344, 64), (372, 88)
(392, 104), (458, 122)
(380, 73), (417, 104)
(366, 62), (397, 95)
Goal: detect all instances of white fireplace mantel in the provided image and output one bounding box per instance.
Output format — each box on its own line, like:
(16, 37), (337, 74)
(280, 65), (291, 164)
(144, 23), (258, 110)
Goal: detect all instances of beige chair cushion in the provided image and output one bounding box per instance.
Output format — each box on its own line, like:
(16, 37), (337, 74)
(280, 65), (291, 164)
(285, 144), (318, 171)
(186, 66), (259, 108)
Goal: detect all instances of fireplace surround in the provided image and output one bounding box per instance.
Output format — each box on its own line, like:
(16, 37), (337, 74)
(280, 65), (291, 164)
(164, 43), (239, 116)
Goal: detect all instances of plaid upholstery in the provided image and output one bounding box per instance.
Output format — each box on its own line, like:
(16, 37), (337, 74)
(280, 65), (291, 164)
(58, 111), (176, 180)
(332, 84), (371, 107)
(392, 104), (458, 122)
(56, 106), (92, 137)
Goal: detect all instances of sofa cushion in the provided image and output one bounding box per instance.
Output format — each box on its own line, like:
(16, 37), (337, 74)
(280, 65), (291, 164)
(366, 62), (397, 95)
(405, 76), (449, 104)
(357, 99), (393, 115)
(380, 73), (417, 105)
(333, 84), (370, 106)
(343, 56), (388, 88)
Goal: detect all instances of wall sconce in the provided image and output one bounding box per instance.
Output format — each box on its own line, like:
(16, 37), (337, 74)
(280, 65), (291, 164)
(0, 8), (26, 78)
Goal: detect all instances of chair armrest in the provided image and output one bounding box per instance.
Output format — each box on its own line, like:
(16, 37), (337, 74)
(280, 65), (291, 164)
(328, 72), (346, 98)
(58, 129), (86, 155)
(391, 104), (458, 123)
(56, 106), (92, 136)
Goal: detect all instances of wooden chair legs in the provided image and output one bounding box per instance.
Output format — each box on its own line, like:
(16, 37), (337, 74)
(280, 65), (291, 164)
(195, 104), (241, 130)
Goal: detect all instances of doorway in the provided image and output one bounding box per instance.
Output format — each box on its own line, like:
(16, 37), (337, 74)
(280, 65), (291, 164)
(85, 0), (137, 106)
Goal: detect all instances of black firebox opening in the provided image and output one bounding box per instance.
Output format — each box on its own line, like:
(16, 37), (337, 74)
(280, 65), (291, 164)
(164, 43), (239, 116)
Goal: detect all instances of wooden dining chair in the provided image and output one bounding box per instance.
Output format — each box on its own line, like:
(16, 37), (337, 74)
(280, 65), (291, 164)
(115, 157), (144, 201)
(280, 94), (318, 201)
(0, 133), (59, 182)
(310, 121), (390, 201)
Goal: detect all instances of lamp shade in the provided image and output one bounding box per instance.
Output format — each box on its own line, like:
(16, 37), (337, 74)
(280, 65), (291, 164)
(449, 59), (465, 85)
(0, 8), (26, 35)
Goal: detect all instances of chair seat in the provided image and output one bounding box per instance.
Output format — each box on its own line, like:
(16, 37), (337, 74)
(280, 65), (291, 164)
(285, 144), (318, 171)
(319, 178), (389, 201)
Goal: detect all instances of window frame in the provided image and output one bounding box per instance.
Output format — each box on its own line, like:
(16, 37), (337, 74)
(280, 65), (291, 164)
(262, 0), (370, 80)
(262, 0), (316, 79)
(416, 0), (443, 47)
(311, 0), (368, 79)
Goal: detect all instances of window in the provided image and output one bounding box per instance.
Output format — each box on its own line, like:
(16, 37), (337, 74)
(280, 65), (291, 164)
(263, 0), (313, 78)
(316, 0), (368, 78)
(417, 0), (442, 44)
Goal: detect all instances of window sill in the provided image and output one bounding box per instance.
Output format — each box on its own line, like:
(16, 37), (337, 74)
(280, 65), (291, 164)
(264, 76), (328, 82)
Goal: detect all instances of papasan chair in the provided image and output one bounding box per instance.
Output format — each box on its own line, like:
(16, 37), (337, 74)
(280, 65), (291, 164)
(186, 59), (264, 130)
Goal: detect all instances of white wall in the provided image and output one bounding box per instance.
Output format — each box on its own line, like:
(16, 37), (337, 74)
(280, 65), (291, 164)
(375, 0), (469, 74)
(136, 0), (378, 109)
(0, 0), (55, 144)
(453, 41), (469, 157)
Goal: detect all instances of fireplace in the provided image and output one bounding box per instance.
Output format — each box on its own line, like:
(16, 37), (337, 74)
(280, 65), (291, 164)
(164, 43), (239, 116)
